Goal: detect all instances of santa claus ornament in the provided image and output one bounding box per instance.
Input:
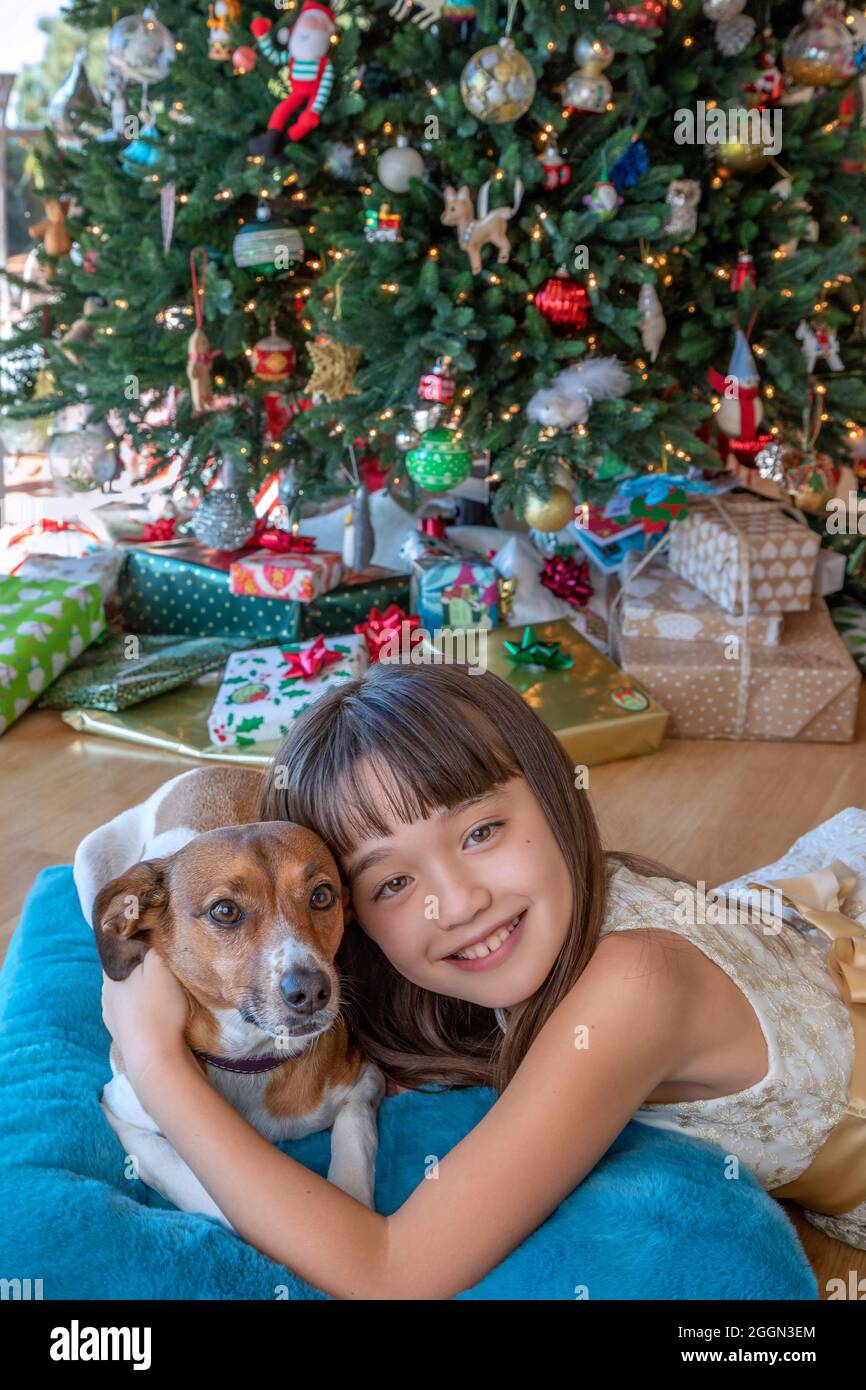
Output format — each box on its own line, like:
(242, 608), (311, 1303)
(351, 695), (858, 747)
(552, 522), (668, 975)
(248, 2), (337, 158)
(708, 329), (763, 446)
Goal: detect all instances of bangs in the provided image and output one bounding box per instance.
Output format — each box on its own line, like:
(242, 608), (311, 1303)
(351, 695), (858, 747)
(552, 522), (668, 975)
(286, 669), (522, 862)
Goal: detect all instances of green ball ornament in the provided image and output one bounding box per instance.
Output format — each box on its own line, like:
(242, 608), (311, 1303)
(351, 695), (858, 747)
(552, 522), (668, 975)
(405, 427), (473, 491)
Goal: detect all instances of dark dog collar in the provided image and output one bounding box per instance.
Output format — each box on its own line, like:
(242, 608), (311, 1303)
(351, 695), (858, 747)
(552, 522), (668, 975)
(193, 1049), (288, 1075)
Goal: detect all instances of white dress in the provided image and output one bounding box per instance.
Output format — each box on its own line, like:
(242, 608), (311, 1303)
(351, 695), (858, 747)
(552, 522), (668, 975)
(600, 862), (865, 1249)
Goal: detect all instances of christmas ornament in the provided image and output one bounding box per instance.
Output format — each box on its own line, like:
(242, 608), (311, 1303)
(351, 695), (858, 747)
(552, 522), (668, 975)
(583, 175), (622, 220)
(47, 47), (103, 141)
(232, 218), (304, 272)
(107, 6), (176, 86)
(609, 1), (667, 28)
(207, 0), (240, 60)
(523, 484), (575, 533)
(783, 1), (855, 88)
(28, 199), (72, 273)
(342, 484), (375, 571)
(326, 141), (355, 178)
(306, 340), (362, 401)
(48, 420), (119, 493)
(406, 427), (473, 490)
(418, 357), (456, 404)
(537, 134), (571, 190)
(783, 450), (840, 513)
(59, 295), (106, 365)
(121, 119), (161, 174)
(526, 357), (630, 430)
(610, 140), (650, 189)
(746, 52), (785, 105)
(460, 36), (537, 125)
(363, 202), (403, 242)
(534, 270), (590, 330)
(395, 427), (421, 453)
(563, 36), (614, 115)
(441, 177), (524, 275)
(191, 456), (256, 550)
(702, 0), (755, 57)
(187, 248), (219, 414)
(730, 251), (756, 292)
(796, 320), (844, 372)
(377, 136), (425, 194)
(232, 44), (257, 74)
(755, 439), (786, 484)
(160, 182), (176, 253)
(539, 553), (594, 607)
(770, 177), (819, 255)
(662, 178), (701, 238)
(709, 330), (762, 441)
(252, 320), (296, 383)
(716, 129), (768, 174)
(247, 2), (337, 158)
(637, 281), (666, 362)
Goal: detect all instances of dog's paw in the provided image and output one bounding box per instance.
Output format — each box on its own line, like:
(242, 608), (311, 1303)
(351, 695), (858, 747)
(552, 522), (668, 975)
(101, 1101), (161, 1188)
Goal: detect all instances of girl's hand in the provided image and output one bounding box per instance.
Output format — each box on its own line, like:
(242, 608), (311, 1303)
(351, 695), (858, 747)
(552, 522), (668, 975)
(101, 950), (191, 1096)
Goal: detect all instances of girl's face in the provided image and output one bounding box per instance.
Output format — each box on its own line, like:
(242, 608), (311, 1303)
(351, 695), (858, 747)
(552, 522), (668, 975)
(341, 763), (574, 1010)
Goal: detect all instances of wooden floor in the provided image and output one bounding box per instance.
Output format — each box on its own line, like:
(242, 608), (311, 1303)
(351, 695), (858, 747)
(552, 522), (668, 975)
(3, 696), (866, 1298)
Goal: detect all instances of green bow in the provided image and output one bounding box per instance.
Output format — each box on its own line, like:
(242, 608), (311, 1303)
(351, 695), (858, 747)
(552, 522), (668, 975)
(503, 627), (573, 670)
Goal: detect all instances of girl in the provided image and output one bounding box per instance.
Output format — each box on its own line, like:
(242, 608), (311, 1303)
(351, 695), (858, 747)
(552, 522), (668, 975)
(102, 662), (863, 1298)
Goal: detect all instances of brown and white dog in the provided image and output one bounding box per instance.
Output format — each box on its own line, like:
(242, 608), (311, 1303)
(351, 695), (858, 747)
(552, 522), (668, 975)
(74, 765), (384, 1227)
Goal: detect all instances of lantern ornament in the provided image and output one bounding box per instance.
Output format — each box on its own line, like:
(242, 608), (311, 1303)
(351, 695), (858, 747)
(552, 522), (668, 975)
(534, 270), (591, 329)
(252, 320), (296, 383)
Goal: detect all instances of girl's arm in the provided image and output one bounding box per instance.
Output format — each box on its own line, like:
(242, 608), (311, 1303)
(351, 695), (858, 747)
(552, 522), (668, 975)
(111, 930), (690, 1301)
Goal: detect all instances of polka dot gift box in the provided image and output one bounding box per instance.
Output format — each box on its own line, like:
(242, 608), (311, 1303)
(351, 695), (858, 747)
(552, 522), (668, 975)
(667, 495), (821, 615)
(208, 633), (369, 749)
(118, 545), (302, 641)
(0, 575), (105, 735)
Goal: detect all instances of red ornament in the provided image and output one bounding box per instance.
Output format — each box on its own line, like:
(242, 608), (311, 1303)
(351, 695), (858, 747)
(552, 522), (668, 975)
(252, 320), (295, 383)
(418, 356), (456, 404)
(609, 1), (666, 29)
(730, 251), (756, 293)
(534, 274), (590, 330)
(727, 432), (774, 468)
(539, 554), (594, 608)
(232, 45), (258, 74)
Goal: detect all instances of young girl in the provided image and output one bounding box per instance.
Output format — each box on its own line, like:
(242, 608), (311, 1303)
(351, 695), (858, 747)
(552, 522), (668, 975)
(101, 661), (864, 1298)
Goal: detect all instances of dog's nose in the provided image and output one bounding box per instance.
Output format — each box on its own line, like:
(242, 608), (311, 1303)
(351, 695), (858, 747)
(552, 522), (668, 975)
(279, 966), (332, 1015)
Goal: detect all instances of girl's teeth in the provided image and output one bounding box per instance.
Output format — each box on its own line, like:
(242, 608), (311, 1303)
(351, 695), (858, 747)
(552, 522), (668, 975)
(454, 914), (521, 960)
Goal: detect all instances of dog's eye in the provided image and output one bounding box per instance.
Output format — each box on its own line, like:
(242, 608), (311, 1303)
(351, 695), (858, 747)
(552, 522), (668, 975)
(310, 884), (338, 911)
(208, 899), (244, 927)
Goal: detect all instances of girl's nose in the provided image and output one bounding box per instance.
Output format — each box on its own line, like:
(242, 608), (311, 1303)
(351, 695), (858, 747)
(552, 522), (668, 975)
(433, 878), (494, 932)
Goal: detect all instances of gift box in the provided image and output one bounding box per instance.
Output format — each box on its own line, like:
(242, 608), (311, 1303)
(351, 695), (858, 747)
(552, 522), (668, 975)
(15, 548), (126, 602)
(208, 633), (369, 748)
(37, 632), (252, 711)
(298, 567), (410, 639)
(425, 619), (667, 766)
(411, 549), (500, 631)
(667, 496), (821, 614)
(621, 597), (861, 742)
(0, 576), (105, 734)
(118, 544), (302, 641)
(229, 548), (346, 603)
(620, 557), (782, 646)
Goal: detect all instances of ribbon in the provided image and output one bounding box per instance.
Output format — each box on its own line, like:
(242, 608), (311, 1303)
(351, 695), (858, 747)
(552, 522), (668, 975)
(282, 634), (341, 681)
(138, 517), (177, 543)
(418, 514), (448, 541)
(354, 604), (423, 662)
(242, 519), (316, 553)
(539, 553), (594, 608)
(503, 626), (573, 670)
(745, 861), (866, 1216)
(5, 517), (101, 559)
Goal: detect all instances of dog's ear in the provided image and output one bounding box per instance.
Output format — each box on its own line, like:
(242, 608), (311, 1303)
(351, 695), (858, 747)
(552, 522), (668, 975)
(92, 859), (169, 981)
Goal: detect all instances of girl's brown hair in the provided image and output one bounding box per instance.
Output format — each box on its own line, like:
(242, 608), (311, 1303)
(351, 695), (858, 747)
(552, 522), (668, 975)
(258, 659), (697, 1095)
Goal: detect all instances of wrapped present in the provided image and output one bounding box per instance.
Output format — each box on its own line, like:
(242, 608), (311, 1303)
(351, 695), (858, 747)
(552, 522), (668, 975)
(87, 501), (174, 547)
(37, 632), (252, 711)
(621, 597), (860, 742)
(229, 548), (346, 603)
(812, 548), (847, 597)
(425, 619), (667, 766)
(667, 496), (821, 614)
(118, 544), (301, 641)
(620, 556), (782, 646)
(828, 602), (866, 674)
(411, 549), (500, 631)
(298, 566), (410, 639)
(15, 548), (126, 602)
(0, 576), (105, 734)
(208, 633), (369, 748)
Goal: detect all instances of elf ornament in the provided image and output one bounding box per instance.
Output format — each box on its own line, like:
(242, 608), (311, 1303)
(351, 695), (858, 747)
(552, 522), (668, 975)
(582, 155), (622, 221)
(248, 2), (337, 158)
(709, 329), (763, 443)
(537, 135), (571, 190)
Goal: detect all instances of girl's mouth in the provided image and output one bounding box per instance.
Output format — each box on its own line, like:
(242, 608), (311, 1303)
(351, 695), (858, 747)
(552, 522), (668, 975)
(446, 910), (526, 971)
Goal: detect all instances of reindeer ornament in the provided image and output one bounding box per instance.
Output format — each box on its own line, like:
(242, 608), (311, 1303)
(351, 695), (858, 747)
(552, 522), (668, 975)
(441, 177), (524, 276)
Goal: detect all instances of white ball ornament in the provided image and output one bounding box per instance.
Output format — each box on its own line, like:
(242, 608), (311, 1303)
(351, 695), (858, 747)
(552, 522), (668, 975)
(377, 136), (425, 194)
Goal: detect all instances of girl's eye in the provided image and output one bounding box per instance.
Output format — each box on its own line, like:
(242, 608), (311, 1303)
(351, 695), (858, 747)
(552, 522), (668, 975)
(374, 874), (411, 901)
(208, 899), (244, 927)
(464, 821), (503, 848)
(310, 883), (338, 911)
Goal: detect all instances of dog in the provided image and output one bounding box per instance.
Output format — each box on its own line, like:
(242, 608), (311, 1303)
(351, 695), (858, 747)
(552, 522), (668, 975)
(441, 178), (524, 276)
(75, 765), (384, 1228)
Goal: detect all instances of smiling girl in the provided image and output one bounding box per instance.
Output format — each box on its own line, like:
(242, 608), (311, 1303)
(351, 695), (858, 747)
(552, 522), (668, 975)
(101, 662), (864, 1297)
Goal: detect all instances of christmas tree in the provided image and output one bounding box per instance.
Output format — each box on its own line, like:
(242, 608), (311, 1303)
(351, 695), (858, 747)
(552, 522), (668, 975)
(4, 0), (866, 530)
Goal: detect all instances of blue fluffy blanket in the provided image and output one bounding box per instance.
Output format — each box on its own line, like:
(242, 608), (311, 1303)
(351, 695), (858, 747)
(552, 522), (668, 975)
(0, 866), (815, 1300)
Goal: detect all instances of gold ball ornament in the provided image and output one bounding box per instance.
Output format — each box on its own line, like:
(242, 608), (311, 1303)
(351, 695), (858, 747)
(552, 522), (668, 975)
(715, 135), (767, 174)
(523, 483), (575, 532)
(460, 37), (537, 125)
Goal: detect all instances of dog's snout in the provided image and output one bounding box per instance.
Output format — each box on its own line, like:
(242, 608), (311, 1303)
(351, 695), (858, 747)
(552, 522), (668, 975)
(279, 966), (332, 1015)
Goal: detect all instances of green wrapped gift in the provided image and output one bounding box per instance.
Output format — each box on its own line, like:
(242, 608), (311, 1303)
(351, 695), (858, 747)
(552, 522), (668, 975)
(0, 575), (105, 735)
(298, 567), (410, 639)
(118, 544), (302, 641)
(36, 632), (255, 711)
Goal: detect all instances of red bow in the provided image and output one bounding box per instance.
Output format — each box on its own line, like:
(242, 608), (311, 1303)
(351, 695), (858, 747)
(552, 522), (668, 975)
(139, 517), (177, 542)
(243, 519), (316, 553)
(354, 604), (423, 662)
(418, 515), (448, 540)
(282, 634), (341, 681)
(539, 554), (594, 608)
